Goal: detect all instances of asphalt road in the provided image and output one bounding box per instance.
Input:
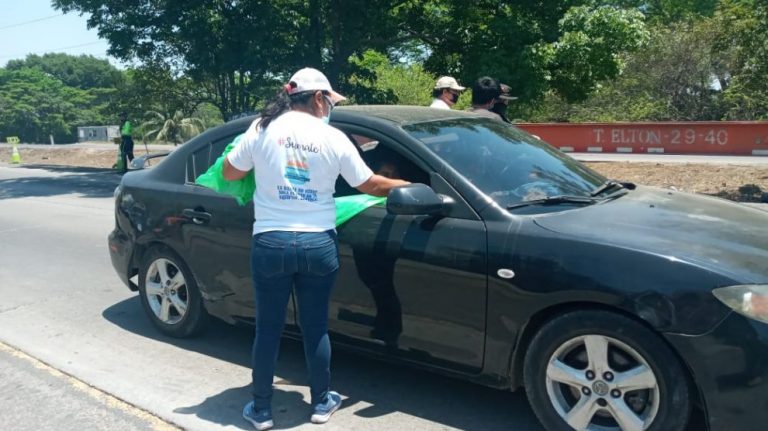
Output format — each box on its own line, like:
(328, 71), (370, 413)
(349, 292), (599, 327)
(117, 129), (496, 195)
(0, 164), (544, 431)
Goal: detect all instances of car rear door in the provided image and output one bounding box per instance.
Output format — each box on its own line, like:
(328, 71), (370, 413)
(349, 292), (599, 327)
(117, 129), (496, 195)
(172, 131), (257, 322)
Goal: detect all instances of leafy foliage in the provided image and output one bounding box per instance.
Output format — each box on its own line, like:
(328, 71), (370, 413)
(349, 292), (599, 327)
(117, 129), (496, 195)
(141, 111), (205, 145)
(6, 53), (123, 90)
(393, 1), (648, 104)
(3, 0), (762, 142)
(115, 65), (208, 123)
(52, 0), (649, 114)
(544, 5), (649, 102)
(0, 68), (101, 143)
(348, 50), (478, 109)
(526, 1), (768, 122)
(717, 0), (768, 120)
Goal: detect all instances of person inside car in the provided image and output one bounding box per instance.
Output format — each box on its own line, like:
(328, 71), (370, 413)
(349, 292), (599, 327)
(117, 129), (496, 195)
(222, 67), (409, 430)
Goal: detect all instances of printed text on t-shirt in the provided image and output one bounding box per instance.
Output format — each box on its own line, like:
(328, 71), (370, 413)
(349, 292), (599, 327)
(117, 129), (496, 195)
(278, 136), (320, 153)
(277, 185), (319, 202)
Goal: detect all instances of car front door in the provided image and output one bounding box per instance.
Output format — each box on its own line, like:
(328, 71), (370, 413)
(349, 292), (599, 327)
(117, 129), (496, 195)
(329, 127), (488, 373)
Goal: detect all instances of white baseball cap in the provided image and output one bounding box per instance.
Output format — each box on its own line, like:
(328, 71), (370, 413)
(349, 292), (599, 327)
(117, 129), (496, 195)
(434, 76), (466, 91)
(286, 67), (347, 104)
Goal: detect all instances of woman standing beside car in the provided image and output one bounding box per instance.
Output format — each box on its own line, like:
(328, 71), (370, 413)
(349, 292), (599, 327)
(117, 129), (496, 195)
(223, 67), (408, 430)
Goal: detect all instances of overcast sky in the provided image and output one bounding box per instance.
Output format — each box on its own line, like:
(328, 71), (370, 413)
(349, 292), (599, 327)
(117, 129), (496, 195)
(0, 0), (123, 67)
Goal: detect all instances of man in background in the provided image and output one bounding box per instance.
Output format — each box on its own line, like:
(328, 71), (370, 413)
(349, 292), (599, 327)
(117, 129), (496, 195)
(466, 76), (504, 121)
(429, 76), (465, 109)
(491, 83), (518, 123)
(119, 112), (134, 171)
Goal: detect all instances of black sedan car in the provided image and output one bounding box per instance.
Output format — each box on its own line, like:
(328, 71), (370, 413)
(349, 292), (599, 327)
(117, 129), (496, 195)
(109, 106), (768, 431)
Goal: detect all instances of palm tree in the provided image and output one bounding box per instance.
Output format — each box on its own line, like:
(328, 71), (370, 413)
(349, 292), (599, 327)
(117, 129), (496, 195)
(141, 110), (206, 145)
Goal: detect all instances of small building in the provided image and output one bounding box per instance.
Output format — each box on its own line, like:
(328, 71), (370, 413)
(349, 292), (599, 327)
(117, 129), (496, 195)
(77, 125), (121, 142)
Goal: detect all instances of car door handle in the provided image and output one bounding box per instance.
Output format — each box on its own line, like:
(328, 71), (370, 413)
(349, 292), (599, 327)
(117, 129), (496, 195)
(182, 208), (212, 225)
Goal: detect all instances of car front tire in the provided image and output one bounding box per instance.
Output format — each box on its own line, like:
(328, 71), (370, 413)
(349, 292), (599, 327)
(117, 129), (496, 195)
(138, 246), (209, 337)
(524, 310), (690, 431)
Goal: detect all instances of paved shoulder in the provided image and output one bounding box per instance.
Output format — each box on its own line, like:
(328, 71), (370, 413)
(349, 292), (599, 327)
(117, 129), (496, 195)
(0, 342), (179, 431)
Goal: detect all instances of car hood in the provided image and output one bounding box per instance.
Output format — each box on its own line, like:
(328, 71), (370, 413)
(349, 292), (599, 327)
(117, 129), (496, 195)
(533, 186), (768, 283)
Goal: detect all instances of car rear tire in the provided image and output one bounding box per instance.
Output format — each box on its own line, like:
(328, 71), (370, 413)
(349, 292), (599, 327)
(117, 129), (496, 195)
(523, 310), (690, 431)
(138, 246), (209, 337)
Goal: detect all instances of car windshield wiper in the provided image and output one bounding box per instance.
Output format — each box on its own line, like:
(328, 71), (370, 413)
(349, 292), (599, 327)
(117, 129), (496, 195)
(506, 195), (597, 210)
(590, 180), (625, 197)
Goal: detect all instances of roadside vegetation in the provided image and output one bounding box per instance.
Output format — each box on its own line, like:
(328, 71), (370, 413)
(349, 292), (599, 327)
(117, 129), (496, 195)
(0, 0), (767, 144)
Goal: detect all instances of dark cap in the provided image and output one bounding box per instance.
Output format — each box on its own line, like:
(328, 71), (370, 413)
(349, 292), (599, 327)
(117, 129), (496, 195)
(498, 83), (518, 101)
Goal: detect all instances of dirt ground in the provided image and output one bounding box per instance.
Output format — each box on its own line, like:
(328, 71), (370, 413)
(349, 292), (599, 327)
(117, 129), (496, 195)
(5, 144), (768, 202)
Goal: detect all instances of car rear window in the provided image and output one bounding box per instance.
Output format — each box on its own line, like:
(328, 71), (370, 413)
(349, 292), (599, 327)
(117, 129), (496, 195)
(185, 133), (241, 184)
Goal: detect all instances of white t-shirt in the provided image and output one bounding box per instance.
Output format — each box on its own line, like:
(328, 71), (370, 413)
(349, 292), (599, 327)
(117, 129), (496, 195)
(430, 98), (451, 109)
(227, 111), (373, 235)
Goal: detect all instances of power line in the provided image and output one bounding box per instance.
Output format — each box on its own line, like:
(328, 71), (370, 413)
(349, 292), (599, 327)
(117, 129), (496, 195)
(0, 41), (109, 60)
(0, 13), (65, 31)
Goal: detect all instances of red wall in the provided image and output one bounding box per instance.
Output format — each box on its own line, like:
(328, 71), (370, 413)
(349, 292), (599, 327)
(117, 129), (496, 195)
(515, 122), (768, 156)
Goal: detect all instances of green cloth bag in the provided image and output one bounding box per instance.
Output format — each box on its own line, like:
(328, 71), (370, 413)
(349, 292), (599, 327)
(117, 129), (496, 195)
(195, 134), (255, 206)
(196, 134), (385, 225)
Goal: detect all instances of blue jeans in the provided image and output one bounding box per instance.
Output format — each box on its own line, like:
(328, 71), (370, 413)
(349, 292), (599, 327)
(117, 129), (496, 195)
(250, 230), (339, 410)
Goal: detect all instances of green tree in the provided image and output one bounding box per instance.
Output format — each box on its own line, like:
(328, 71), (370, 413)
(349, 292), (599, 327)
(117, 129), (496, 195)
(141, 110), (205, 145)
(607, 0), (718, 23)
(0, 68), (99, 143)
(6, 53), (123, 90)
(540, 5), (650, 102)
(394, 2), (648, 104)
(4, 53), (123, 137)
(525, 0), (768, 122)
(52, 0), (298, 119)
(526, 17), (729, 122)
(717, 0), (768, 120)
(348, 49), (474, 108)
(54, 0), (649, 113)
(115, 64), (210, 124)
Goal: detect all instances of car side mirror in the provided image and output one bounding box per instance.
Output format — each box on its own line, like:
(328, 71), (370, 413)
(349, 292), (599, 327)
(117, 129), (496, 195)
(386, 183), (453, 216)
(130, 152), (171, 170)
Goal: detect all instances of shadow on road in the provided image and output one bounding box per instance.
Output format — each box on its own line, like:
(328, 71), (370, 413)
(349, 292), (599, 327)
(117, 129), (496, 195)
(102, 296), (544, 431)
(0, 164), (122, 200)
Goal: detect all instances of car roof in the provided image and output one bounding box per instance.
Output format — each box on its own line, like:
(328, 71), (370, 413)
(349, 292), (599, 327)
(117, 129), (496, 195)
(220, 105), (485, 132)
(333, 105), (483, 126)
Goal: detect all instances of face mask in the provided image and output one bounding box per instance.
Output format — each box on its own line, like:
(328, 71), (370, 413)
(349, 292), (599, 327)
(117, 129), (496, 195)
(321, 95), (333, 124)
(450, 93), (460, 104)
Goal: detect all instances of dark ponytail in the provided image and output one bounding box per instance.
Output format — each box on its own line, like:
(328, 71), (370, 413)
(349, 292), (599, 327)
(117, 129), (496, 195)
(259, 85), (317, 130)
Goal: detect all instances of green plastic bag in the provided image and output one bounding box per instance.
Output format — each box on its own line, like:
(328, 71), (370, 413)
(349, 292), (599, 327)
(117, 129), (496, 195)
(196, 133), (385, 224)
(195, 134), (255, 206)
(334, 195), (386, 226)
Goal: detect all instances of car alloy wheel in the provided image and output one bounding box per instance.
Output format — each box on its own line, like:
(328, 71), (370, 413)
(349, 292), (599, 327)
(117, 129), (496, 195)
(545, 335), (659, 430)
(138, 246), (209, 337)
(524, 310), (690, 431)
(144, 257), (189, 325)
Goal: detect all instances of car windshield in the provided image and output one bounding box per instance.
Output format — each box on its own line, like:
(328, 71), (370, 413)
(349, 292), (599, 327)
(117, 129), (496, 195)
(404, 118), (608, 209)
